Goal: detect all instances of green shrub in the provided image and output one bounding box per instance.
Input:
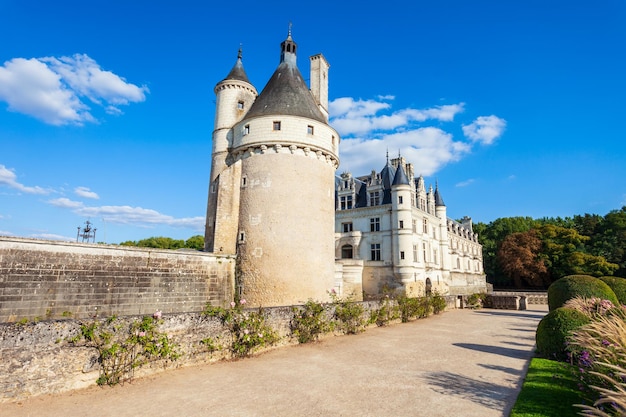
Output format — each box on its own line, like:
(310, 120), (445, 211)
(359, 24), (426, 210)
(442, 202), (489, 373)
(547, 275), (619, 311)
(599, 276), (626, 305)
(333, 300), (366, 334)
(430, 292), (447, 314)
(369, 295), (399, 326)
(291, 299), (331, 343)
(536, 307), (591, 360)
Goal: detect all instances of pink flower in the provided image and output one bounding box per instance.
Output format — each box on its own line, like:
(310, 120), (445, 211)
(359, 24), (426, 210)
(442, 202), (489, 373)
(153, 310), (162, 319)
(138, 331), (146, 337)
(230, 301), (236, 308)
(240, 299), (247, 305)
(244, 329), (249, 335)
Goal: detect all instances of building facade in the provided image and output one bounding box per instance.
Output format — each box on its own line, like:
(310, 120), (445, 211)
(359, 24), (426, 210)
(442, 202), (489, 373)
(205, 31), (486, 307)
(334, 156), (486, 299)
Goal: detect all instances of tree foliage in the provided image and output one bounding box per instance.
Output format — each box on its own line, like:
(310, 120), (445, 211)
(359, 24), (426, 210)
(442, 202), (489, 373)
(119, 235), (204, 251)
(478, 207), (625, 289)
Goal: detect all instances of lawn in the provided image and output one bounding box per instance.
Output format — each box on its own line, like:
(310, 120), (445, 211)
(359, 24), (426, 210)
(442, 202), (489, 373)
(510, 357), (591, 417)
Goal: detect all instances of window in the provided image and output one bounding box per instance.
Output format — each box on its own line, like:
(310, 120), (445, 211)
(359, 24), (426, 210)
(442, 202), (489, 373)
(369, 191), (380, 206)
(340, 195), (353, 210)
(341, 245), (353, 259)
(370, 244), (381, 261)
(238, 231), (246, 243)
(400, 251), (405, 260)
(237, 101), (244, 110)
(412, 219), (417, 233)
(342, 222), (353, 233)
(370, 217), (380, 232)
(241, 176), (247, 187)
(423, 243), (427, 262)
(423, 219), (428, 233)
(399, 220), (404, 229)
(243, 124), (250, 135)
(273, 121), (281, 131)
(399, 196), (403, 204)
(413, 245), (418, 262)
(432, 227), (437, 239)
(307, 125), (314, 135)
(433, 249), (438, 265)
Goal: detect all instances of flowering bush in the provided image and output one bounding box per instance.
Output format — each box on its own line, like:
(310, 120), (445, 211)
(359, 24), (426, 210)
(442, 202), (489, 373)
(328, 291), (366, 334)
(568, 307), (626, 415)
(291, 299), (331, 343)
(370, 295), (399, 327)
(203, 300), (278, 357)
(69, 310), (179, 385)
(564, 296), (616, 318)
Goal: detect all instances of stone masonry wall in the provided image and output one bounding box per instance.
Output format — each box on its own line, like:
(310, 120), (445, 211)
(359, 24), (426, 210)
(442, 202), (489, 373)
(0, 298), (458, 403)
(0, 237), (235, 323)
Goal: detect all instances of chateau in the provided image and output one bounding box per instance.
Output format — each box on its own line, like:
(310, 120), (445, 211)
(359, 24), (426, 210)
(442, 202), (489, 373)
(204, 30), (486, 307)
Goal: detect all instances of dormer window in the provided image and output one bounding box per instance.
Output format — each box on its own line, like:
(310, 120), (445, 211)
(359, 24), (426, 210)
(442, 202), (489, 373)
(273, 121), (281, 131)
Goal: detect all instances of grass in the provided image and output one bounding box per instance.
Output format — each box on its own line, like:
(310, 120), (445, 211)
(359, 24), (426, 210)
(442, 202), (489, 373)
(510, 357), (591, 417)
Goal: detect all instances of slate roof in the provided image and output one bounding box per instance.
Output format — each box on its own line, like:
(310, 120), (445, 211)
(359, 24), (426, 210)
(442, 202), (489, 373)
(222, 48), (250, 84)
(243, 33), (326, 123)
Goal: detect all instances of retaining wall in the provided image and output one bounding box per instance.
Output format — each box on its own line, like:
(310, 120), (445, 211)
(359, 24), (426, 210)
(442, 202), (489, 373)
(0, 237), (235, 322)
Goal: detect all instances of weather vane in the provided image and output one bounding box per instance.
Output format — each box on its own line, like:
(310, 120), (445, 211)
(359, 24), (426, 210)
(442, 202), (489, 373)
(76, 220), (97, 243)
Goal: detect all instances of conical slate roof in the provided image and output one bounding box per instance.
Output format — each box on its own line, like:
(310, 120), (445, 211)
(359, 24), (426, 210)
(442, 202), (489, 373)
(222, 48), (250, 83)
(434, 183), (446, 207)
(392, 163), (410, 186)
(243, 32), (326, 123)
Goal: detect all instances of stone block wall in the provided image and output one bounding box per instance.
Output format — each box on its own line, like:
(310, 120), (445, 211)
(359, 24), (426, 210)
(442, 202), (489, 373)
(0, 237), (235, 322)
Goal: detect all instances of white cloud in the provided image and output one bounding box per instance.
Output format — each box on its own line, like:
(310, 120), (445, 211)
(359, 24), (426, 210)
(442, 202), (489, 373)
(0, 230), (14, 236)
(0, 164), (49, 194)
(462, 115), (507, 145)
(48, 197), (84, 209)
(74, 186), (99, 199)
(330, 96), (465, 137)
(0, 54), (148, 125)
(455, 179), (475, 187)
(45, 198), (204, 230)
(339, 127), (470, 176)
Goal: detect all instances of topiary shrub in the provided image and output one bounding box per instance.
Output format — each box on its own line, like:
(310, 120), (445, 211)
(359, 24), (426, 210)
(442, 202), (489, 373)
(599, 276), (626, 305)
(535, 307), (591, 360)
(547, 275), (619, 311)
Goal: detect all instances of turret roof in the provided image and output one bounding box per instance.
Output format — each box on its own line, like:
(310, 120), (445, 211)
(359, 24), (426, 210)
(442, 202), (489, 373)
(392, 163), (410, 186)
(243, 30), (326, 123)
(222, 47), (250, 84)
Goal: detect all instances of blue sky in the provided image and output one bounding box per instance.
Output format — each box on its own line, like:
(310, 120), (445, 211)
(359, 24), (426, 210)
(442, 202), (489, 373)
(1, 0), (624, 244)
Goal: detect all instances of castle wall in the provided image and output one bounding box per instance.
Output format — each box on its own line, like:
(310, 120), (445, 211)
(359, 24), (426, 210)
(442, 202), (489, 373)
(0, 237), (234, 323)
(237, 151), (336, 306)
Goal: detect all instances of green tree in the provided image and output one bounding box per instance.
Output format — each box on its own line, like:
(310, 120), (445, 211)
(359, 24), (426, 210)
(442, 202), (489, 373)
(184, 235), (205, 250)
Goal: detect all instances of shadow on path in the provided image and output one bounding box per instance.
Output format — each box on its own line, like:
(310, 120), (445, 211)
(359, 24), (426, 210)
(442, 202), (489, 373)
(453, 343), (532, 360)
(423, 371), (510, 412)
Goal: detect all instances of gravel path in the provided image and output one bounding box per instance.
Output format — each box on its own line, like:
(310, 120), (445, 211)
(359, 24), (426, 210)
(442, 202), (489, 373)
(4, 306), (548, 417)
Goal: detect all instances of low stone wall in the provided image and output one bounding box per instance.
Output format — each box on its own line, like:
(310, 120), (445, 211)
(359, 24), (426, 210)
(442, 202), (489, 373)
(485, 295), (526, 310)
(493, 291), (548, 305)
(0, 237), (235, 323)
(0, 298), (455, 403)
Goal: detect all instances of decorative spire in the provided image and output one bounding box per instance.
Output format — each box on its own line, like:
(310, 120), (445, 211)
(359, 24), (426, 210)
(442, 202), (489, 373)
(280, 23), (297, 65)
(434, 180), (446, 207)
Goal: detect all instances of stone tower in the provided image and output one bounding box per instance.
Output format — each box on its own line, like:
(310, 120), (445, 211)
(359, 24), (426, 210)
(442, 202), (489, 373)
(205, 30), (340, 307)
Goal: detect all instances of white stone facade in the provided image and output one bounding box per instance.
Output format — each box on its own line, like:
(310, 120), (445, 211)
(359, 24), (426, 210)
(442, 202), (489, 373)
(334, 157), (486, 298)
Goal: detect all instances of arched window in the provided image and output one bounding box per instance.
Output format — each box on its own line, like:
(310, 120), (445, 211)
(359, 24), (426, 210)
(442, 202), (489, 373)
(341, 244), (353, 259)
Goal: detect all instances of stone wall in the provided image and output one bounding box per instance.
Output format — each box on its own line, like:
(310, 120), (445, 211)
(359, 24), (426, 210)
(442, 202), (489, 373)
(0, 298), (457, 403)
(0, 237), (235, 323)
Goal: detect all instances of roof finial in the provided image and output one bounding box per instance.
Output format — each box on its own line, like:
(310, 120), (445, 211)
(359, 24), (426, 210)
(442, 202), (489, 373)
(288, 21), (293, 38)
(238, 43), (243, 60)
(386, 148), (389, 163)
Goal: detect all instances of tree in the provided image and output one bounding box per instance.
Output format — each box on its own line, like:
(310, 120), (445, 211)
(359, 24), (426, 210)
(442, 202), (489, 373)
(185, 235), (205, 250)
(497, 230), (549, 288)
